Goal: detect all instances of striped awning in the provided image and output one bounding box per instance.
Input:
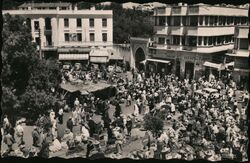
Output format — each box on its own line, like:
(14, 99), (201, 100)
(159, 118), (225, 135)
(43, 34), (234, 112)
(90, 56), (108, 63)
(59, 54), (89, 60)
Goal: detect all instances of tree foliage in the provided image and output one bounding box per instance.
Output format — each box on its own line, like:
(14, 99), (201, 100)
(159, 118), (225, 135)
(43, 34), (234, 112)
(2, 14), (61, 124)
(80, 2), (154, 44)
(143, 114), (164, 135)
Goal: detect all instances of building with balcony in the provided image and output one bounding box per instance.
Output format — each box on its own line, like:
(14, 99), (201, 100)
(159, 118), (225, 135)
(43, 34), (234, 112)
(3, 3), (113, 64)
(141, 3), (249, 80)
(225, 26), (249, 90)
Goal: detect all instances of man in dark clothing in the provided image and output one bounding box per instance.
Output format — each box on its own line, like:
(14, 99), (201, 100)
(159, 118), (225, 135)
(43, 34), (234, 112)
(38, 135), (50, 158)
(114, 103), (121, 118)
(126, 117), (133, 136)
(88, 118), (96, 137)
(32, 126), (41, 147)
(66, 117), (74, 132)
(3, 132), (15, 155)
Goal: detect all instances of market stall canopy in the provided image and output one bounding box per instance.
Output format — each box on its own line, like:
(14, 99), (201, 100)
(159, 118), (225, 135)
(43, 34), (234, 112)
(59, 54), (89, 60)
(146, 58), (170, 64)
(203, 61), (224, 70)
(60, 83), (81, 93)
(90, 49), (109, 63)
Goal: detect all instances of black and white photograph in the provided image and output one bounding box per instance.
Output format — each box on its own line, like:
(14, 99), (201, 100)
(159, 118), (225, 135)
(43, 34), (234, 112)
(1, 0), (249, 161)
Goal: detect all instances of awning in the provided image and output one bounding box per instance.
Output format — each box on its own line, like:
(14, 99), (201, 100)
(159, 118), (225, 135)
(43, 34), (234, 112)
(225, 62), (235, 67)
(58, 48), (91, 53)
(146, 58), (170, 64)
(203, 61), (224, 70)
(226, 50), (249, 58)
(90, 49), (109, 57)
(60, 83), (80, 93)
(234, 68), (250, 72)
(90, 57), (108, 63)
(59, 54), (89, 60)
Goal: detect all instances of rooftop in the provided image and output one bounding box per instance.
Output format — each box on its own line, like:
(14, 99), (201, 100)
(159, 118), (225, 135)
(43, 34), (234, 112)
(18, 2), (72, 8)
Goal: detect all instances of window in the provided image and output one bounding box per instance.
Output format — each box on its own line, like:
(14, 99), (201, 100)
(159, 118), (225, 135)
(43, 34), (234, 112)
(182, 16), (187, 26)
(77, 18), (82, 27)
(188, 36), (197, 46)
(208, 37), (213, 45)
(64, 33), (69, 41)
(222, 16), (226, 25)
(173, 16), (181, 26)
(158, 37), (165, 44)
(218, 16), (222, 25)
(205, 16), (209, 26)
(239, 38), (248, 49)
(159, 16), (166, 26)
(173, 36), (180, 45)
(46, 35), (52, 46)
(102, 18), (107, 27)
(102, 33), (107, 42)
(199, 16), (203, 26)
(209, 16), (214, 26)
(181, 37), (185, 45)
(45, 17), (51, 30)
(155, 17), (157, 26)
(167, 16), (171, 26)
(77, 33), (82, 42)
(213, 37), (217, 45)
(198, 37), (202, 45)
(89, 18), (94, 27)
(226, 16), (230, 25)
(64, 18), (69, 27)
(90, 33), (95, 41)
(204, 36), (208, 45)
(34, 21), (39, 30)
(214, 16), (218, 25)
(190, 16), (198, 26)
(35, 37), (40, 45)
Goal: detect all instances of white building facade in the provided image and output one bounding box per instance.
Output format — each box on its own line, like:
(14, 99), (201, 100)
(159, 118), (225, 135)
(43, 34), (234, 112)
(142, 3), (249, 80)
(226, 26), (249, 90)
(3, 3), (113, 64)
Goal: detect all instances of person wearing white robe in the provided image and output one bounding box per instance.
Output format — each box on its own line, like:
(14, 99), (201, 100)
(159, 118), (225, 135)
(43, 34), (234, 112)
(133, 103), (139, 117)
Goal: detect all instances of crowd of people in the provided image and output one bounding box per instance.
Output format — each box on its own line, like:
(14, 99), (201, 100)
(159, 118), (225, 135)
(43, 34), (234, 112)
(1, 67), (249, 160)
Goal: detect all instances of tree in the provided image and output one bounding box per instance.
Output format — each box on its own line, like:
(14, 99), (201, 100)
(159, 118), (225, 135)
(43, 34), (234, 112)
(143, 114), (164, 136)
(2, 14), (61, 123)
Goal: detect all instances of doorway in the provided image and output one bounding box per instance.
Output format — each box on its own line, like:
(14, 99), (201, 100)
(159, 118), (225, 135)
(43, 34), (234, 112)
(184, 62), (194, 80)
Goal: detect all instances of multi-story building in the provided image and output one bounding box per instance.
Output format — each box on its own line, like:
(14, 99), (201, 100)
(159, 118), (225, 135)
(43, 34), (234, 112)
(226, 26), (249, 90)
(3, 3), (113, 64)
(142, 3), (249, 80)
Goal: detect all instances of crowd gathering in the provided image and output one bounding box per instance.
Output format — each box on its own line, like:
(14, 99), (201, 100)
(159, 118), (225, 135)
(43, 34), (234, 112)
(1, 66), (249, 161)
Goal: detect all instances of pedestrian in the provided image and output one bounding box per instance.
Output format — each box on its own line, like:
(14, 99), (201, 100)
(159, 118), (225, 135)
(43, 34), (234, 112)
(66, 117), (74, 132)
(15, 121), (24, 147)
(32, 126), (41, 147)
(3, 131), (15, 155)
(58, 108), (63, 124)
